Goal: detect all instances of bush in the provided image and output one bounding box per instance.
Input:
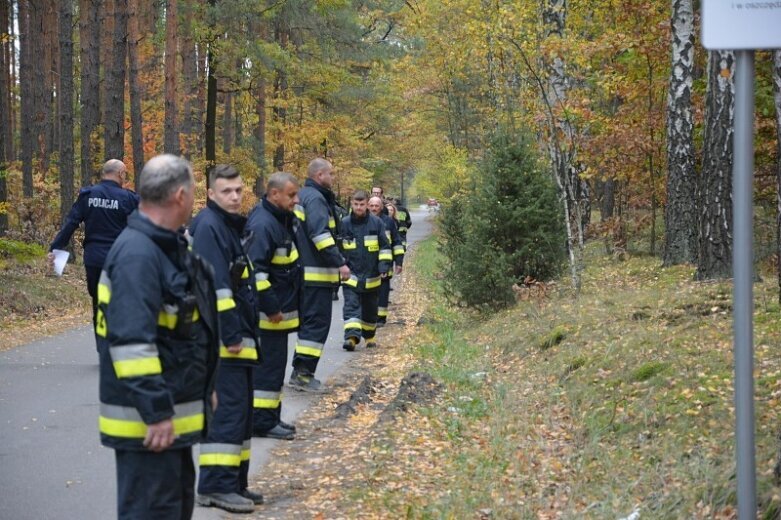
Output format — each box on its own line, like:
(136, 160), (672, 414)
(439, 131), (566, 310)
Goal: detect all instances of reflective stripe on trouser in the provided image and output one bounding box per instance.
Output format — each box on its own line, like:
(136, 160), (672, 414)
(378, 277), (391, 318)
(116, 447), (195, 520)
(342, 286), (379, 341)
(292, 286), (334, 375)
(253, 332), (289, 433)
(197, 365), (253, 495)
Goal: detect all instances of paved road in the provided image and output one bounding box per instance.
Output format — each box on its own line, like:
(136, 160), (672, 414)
(0, 208), (431, 520)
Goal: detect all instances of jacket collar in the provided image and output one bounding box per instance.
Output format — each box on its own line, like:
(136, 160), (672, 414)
(99, 179), (121, 188)
(128, 210), (189, 262)
(261, 196), (295, 226)
(206, 198), (247, 233)
(350, 212), (369, 225)
(304, 178), (335, 203)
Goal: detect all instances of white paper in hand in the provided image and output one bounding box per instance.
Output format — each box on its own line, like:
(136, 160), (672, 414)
(52, 249), (70, 277)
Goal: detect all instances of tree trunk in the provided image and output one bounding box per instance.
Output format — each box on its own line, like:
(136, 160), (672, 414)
(19, 0), (33, 197)
(222, 88), (233, 154)
(204, 0), (217, 173)
(3, 0), (13, 161)
(197, 42), (207, 154)
(79, 0), (101, 185)
(0, 0), (9, 234)
(663, 0), (697, 266)
(179, 0), (198, 158)
(58, 0), (74, 222)
(773, 50), (781, 302)
(254, 74), (267, 173)
(31, 0), (46, 174)
(272, 18), (288, 171)
(164, 0), (179, 154)
(104, 0), (127, 161)
(127, 0), (144, 175)
(696, 50), (735, 281)
(38, 1), (54, 173)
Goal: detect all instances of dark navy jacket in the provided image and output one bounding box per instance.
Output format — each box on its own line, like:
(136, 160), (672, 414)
(246, 197), (301, 333)
(293, 178), (346, 287)
(50, 179), (140, 267)
(378, 212), (405, 271)
(190, 199), (260, 365)
(339, 213), (392, 292)
(97, 211), (220, 451)
(395, 204), (412, 235)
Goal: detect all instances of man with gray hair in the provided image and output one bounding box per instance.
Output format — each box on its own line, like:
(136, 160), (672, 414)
(97, 154), (220, 519)
(49, 159), (138, 339)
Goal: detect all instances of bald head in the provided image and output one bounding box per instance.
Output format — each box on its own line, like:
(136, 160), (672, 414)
(368, 196), (383, 216)
(102, 159), (127, 184)
(307, 158), (334, 189)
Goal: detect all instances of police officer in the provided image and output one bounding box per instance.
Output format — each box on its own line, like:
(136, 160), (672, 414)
(49, 159), (139, 333)
(290, 158), (350, 391)
(340, 191), (392, 351)
(96, 155), (219, 519)
(246, 172), (301, 440)
(190, 165), (261, 514)
(369, 197), (404, 326)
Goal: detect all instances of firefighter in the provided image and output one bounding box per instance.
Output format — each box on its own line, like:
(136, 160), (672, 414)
(48, 159), (139, 337)
(369, 197), (404, 326)
(392, 197), (413, 248)
(190, 165), (262, 514)
(290, 158), (351, 391)
(340, 191), (392, 351)
(96, 155), (219, 519)
(246, 172), (301, 440)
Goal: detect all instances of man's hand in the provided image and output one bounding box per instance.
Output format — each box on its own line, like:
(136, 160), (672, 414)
(339, 264), (351, 281)
(211, 390), (218, 412)
(267, 311), (283, 324)
(47, 252), (55, 270)
(380, 272), (388, 279)
(226, 342), (243, 354)
(394, 265), (403, 275)
(143, 419), (175, 452)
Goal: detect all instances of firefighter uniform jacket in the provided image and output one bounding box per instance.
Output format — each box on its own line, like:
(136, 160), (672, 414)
(97, 211), (220, 451)
(189, 199), (260, 365)
(246, 197), (301, 333)
(50, 179), (139, 267)
(339, 213), (392, 292)
(379, 213), (405, 272)
(294, 178), (346, 287)
(395, 204), (412, 235)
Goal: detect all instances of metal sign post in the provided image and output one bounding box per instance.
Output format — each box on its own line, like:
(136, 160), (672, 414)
(702, 1), (781, 517)
(732, 49), (756, 519)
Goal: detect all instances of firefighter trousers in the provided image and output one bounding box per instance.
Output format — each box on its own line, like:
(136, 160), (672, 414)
(342, 287), (379, 342)
(197, 364), (253, 495)
(115, 447), (195, 520)
(378, 276), (392, 321)
(253, 332), (289, 432)
(292, 286), (333, 376)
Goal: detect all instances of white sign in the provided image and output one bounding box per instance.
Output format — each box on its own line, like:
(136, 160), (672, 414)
(702, 1), (781, 50)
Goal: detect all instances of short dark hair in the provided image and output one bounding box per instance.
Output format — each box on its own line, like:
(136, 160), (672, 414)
(352, 190), (368, 201)
(267, 171), (298, 192)
(208, 164), (240, 189)
(371, 186), (383, 195)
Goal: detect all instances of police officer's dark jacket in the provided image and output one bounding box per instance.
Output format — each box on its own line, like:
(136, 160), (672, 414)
(97, 211), (220, 451)
(339, 212), (392, 292)
(50, 179), (140, 267)
(294, 178), (346, 287)
(190, 199), (259, 365)
(246, 197), (301, 333)
(378, 212), (405, 272)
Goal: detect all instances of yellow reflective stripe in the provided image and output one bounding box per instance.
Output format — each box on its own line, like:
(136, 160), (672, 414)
(365, 277), (382, 290)
(304, 268), (340, 283)
(342, 239), (357, 250)
(294, 205), (306, 221)
(344, 321), (362, 330)
(295, 345), (323, 357)
(379, 252), (393, 261)
(343, 275), (358, 287)
(241, 266), (249, 279)
(314, 234), (336, 251)
(364, 239), (379, 249)
(219, 346), (258, 360)
(99, 413), (204, 438)
(199, 453), (242, 467)
(393, 246), (405, 255)
(378, 308), (388, 317)
(259, 313), (300, 331)
(256, 279), (271, 291)
(241, 449), (251, 462)
(328, 217), (336, 229)
(98, 284), (111, 304)
(271, 246), (299, 265)
(361, 321), (377, 331)
(113, 357), (162, 378)
(217, 298), (236, 312)
(158, 306), (199, 330)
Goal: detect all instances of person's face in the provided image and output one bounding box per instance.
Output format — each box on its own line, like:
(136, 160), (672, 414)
(368, 197), (383, 216)
(371, 187), (383, 198)
(317, 165), (335, 189)
(351, 198), (368, 217)
(208, 176), (244, 214)
(386, 204), (396, 218)
(268, 181), (299, 211)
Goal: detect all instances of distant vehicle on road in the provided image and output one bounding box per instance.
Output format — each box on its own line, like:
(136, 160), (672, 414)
(426, 198), (440, 212)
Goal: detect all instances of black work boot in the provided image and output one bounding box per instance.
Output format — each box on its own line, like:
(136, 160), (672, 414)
(197, 492), (255, 513)
(240, 489), (265, 505)
(288, 369), (324, 393)
(253, 423), (295, 440)
(342, 337), (357, 352)
(279, 420), (297, 432)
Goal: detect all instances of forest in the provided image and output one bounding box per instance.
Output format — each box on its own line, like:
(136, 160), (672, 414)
(0, 0), (780, 293)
